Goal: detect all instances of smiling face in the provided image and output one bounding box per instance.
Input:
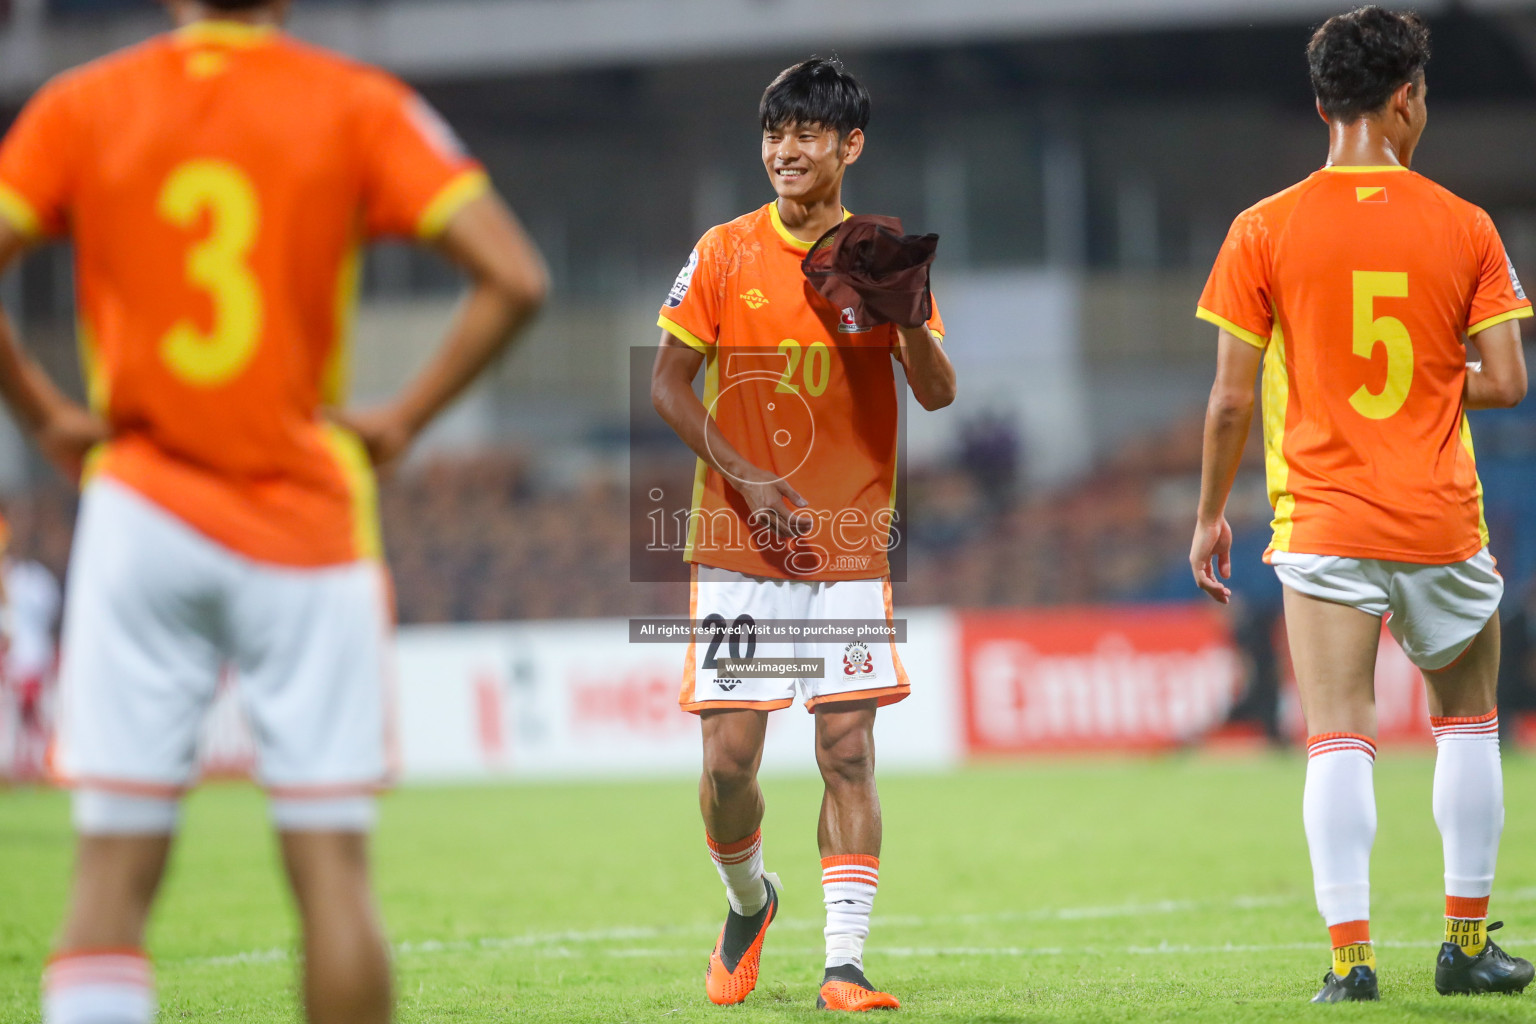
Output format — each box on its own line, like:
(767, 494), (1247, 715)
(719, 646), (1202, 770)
(762, 121), (863, 205)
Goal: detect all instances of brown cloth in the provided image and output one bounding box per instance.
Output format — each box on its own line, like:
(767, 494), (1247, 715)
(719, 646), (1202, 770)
(801, 214), (939, 330)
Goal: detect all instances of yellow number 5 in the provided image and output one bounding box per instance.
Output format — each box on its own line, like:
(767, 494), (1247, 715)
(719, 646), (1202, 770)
(1349, 271), (1412, 420)
(157, 160), (263, 387)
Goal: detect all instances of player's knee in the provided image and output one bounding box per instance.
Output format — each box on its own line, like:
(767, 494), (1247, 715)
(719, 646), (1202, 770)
(815, 737), (875, 787)
(701, 746), (758, 796)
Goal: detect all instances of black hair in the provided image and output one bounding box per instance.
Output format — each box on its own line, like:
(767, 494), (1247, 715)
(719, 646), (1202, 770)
(201, 0), (276, 9)
(1308, 6), (1431, 121)
(759, 57), (870, 138)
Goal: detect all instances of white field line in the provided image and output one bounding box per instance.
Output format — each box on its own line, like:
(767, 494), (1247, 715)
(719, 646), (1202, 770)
(179, 890), (1536, 970)
(183, 894), (1293, 968)
(183, 887), (1536, 969)
(194, 938), (1530, 968)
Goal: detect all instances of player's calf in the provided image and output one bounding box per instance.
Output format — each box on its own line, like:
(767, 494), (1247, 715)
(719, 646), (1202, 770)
(47, 798), (177, 1024)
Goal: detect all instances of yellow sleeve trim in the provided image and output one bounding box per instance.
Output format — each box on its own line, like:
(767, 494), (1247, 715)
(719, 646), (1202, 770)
(658, 315), (711, 353)
(1196, 306), (1269, 350)
(0, 181), (42, 239)
(1467, 306), (1534, 336)
(416, 169), (490, 240)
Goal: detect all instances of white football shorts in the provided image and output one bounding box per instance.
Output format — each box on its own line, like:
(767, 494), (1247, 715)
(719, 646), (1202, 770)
(51, 479), (396, 798)
(679, 566), (910, 713)
(1271, 547), (1502, 671)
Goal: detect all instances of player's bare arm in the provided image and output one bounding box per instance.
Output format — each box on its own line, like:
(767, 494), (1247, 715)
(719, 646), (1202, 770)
(1190, 329), (1263, 604)
(0, 222), (109, 480)
(650, 333), (808, 539)
(334, 192), (548, 469)
(895, 324), (956, 410)
(1465, 320), (1527, 410)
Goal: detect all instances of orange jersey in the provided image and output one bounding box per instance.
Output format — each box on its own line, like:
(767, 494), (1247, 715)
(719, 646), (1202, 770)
(0, 22), (487, 566)
(659, 202), (944, 582)
(1198, 166), (1532, 564)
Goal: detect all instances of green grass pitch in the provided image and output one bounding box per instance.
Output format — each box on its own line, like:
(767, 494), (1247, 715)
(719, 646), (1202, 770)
(5, 754), (1536, 1021)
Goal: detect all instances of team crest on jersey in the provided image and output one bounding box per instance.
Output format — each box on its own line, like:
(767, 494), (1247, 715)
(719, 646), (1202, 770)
(666, 249), (699, 309)
(838, 307), (872, 334)
(1508, 254), (1527, 301)
(741, 288), (769, 310)
(842, 642), (874, 677)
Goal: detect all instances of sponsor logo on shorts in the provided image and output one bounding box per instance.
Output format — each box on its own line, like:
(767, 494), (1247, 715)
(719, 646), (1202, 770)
(842, 641), (874, 677)
(716, 677), (742, 692)
(665, 249), (699, 309)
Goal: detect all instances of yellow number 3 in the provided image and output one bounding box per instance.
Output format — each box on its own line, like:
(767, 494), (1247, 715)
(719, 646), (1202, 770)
(1349, 270), (1413, 420)
(157, 160), (263, 387)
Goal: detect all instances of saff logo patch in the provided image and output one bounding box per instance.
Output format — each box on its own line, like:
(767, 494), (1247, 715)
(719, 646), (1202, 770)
(1356, 186), (1388, 203)
(1507, 253), (1527, 301)
(665, 249), (698, 309)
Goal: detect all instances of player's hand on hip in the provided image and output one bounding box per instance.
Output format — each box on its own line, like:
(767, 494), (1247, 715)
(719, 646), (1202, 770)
(1190, 515), (1234, 604)
(38, 402), (109, 482)
(329, 405), (416, 474)
(736, 471), (810, 540)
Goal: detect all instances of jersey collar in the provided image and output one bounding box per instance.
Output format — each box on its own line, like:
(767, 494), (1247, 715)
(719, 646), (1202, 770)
(768, 201), (853, 252)
(173, 21), (279, 49)
(1319, 164), (1410, 173)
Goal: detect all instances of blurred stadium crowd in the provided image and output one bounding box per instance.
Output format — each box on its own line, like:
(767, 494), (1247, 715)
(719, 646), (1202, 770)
(6, 2), (1536, 727)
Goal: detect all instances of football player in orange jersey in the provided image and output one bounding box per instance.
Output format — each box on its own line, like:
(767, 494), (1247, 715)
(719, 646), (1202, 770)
(1190, 6), (1531, 1003)
(0, 1), (547, 1021)
(651, 58), (955, 1011)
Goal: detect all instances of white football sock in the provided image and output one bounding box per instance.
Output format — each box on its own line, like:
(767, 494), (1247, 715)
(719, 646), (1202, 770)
(1303, 733), (1376, 928)
(823, 855), (879, 970)
(1432, 711), (1502, 902)
(708, 829), (767, 916)
(43, 950), (155, 1024)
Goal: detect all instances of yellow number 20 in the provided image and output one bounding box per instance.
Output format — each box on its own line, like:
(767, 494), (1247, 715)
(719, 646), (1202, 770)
(157, 160), (264, 387)
(1349, 270), (1412, 420)
(775, 339), (831, 397)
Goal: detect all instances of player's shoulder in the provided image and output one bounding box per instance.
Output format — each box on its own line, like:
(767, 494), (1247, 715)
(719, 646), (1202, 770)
(1405, 171), (1492, 230)
(27, 33), (166, 107)
(263, 34), (413, 102)
(1238, 175), (1319, 229)
(697, 205), (773, 258)
(1214, 174), (1330, 262)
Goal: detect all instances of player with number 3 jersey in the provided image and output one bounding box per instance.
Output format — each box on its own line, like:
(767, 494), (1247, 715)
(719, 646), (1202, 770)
(0, 2), (547, 1022)
(1190, 6), (1531, 1004)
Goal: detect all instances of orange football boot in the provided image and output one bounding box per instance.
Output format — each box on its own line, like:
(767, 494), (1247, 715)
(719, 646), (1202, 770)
(817, 964), (900, 1011)
(705, 873), (780, 1005)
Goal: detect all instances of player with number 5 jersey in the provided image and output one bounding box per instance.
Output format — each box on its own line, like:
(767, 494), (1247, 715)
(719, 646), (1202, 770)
(0, 2), (547, 1023)
(1190, 6), (1531, 1005)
